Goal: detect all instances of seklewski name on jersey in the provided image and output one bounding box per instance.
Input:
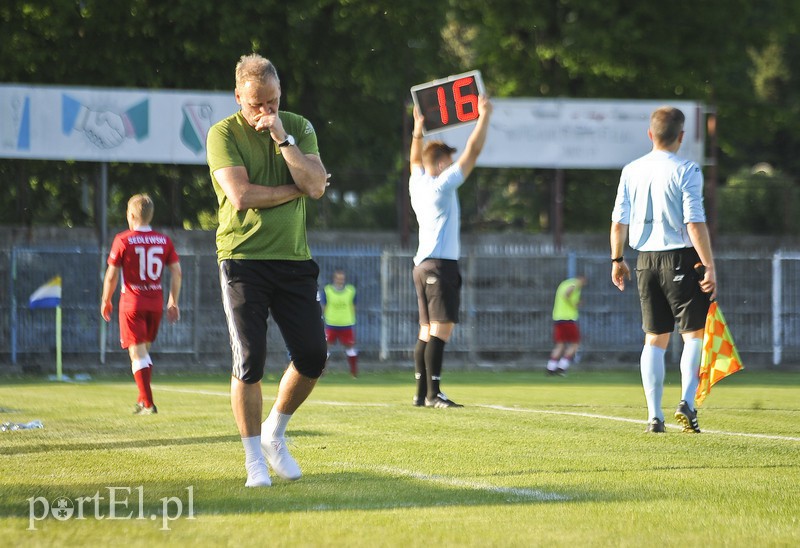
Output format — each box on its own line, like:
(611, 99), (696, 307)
(127, 282), (164, 292)
(27, 485), (195, 531)
(125, 234), (169, 245)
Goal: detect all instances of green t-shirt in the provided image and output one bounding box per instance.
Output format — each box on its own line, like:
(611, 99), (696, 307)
(206, 110), (319, 261)
(552, 278), (582, 321)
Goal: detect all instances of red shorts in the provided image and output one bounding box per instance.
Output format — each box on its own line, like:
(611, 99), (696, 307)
(553, 321), (580, 344)
(119, 310), (162, 349)
(325, 326), (355, 347)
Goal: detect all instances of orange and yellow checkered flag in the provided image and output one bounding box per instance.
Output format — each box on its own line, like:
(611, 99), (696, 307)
(696, 301), (744, 407)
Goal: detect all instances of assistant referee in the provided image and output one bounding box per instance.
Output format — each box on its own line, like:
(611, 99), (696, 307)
(610, 106), (717, 434)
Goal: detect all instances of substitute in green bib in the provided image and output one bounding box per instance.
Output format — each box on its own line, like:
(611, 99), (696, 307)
(321, 269), (359, 377)
(547, 275), (587, 376)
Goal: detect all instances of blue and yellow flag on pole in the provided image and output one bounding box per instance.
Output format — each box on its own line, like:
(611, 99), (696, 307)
(29, 276), (62, 309)
(696, 301), (744, 407)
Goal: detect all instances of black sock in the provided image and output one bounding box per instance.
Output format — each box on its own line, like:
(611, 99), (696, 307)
(414, 339), (427, 399)
(425, 336), (446, 398)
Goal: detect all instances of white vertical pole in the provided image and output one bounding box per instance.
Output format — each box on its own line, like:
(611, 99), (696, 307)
(772, 251), (782, 366)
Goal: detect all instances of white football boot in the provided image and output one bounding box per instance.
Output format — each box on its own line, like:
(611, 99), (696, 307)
(262, 438), (302, 481)
(244, 457), (272, 487)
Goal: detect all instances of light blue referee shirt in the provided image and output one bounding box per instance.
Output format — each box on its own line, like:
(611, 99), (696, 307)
(410, 163), (465, 266)
(611, 150), (706, 251)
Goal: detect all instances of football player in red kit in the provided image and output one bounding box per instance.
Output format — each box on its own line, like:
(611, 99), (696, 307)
(101, 194), (182, 414)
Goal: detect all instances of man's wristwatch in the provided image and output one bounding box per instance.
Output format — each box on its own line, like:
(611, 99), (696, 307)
(611, 256), (624, 263)
(278, 135), (295, 148)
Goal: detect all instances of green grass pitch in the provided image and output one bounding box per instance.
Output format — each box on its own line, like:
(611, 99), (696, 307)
(1, 369), (798, 546)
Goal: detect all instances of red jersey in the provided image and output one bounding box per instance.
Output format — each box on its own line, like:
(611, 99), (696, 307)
(107, 228), (179, 312)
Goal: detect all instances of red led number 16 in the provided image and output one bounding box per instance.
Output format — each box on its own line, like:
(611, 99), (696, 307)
(436, 77), (479, 125)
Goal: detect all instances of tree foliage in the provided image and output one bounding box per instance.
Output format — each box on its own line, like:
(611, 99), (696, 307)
(1, 1), (799, 235)
(447, 0), (800, 233)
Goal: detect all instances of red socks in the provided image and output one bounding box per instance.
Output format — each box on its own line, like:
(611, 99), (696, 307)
(347, 355), (358, 377)
(133, 366), (154, 408)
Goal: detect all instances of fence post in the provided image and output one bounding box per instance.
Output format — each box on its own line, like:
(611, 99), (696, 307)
(99, 249), (107, 365)
(772, 251), (782, 366)
(10, 247), (17, 365)
(567, 251), (577, 279)
(379, 250), (389, 361)
(465, 252), (477, 364)
(192, 253), (201, 363)
(98, 163), (108, 365)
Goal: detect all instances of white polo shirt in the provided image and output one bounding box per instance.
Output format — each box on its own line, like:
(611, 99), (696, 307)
(410, 163), (465, 266)
(612, 150), (706, 251)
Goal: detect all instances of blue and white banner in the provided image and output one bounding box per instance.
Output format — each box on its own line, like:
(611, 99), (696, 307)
(0, 84), (238, 165)
(29, 276), (62, 309)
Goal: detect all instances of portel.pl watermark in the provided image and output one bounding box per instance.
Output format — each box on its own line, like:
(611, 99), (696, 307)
(27, 486), (195, 531)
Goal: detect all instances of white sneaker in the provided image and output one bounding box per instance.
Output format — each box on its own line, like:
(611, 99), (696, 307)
(262, 438), (302, 480)
(244, 458), (271, 487)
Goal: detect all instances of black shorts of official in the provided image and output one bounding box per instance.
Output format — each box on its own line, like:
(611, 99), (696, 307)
(412, 258), (462, 325)
(219, 259), (327, 383)
(635, 248), (711, 335)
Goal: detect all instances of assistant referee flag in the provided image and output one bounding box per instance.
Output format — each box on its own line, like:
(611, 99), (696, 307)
(696, 301), (744, 406)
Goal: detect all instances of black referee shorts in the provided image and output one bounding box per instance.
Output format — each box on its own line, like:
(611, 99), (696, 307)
(636, 248), (711, 335)
(413, 258), (462, 324)
(219, 259), (327, 383)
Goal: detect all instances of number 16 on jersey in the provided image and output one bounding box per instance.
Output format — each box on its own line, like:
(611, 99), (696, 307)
(410, 70), (484, 136)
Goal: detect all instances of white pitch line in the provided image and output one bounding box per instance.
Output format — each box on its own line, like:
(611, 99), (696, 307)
(154, 387), (799, 442)
(695, 428), (800, 441)
(477, 404), (800, 442)
(335, 463), (568, 501)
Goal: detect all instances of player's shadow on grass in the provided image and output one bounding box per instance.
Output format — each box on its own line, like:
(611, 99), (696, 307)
(0, 429), (325, 457)
(0, 434), (239, 456)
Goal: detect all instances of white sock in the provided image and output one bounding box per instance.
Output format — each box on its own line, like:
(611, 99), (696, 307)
(241, 435), (263, 464)
(557, 357), (571, 371)
(640, 345), (666, 421)
(680, 338), (703, 409)
(131, 358), (149, 374)
(547, 359), (558, 371)
(263, 408), (292, 440)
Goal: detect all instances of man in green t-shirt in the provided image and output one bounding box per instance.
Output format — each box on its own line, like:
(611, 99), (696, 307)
(206, 53), (329, 488)
(547, 275), (587, 376)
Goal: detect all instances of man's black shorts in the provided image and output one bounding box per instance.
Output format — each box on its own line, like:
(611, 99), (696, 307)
(413, 258), (462, 324)
(219, 259), (327, 383)
(636, 248), (711, 335)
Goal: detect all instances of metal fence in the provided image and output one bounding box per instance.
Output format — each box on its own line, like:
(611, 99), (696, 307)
(2, 244), (800, 369)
